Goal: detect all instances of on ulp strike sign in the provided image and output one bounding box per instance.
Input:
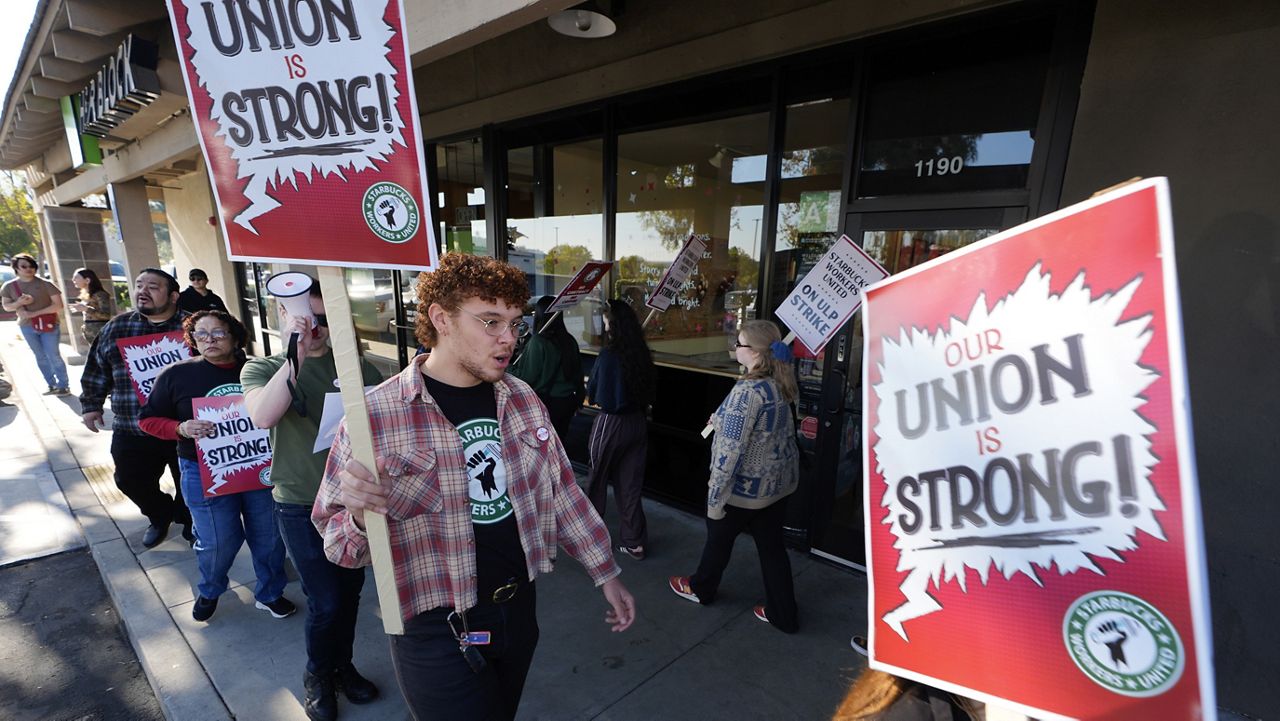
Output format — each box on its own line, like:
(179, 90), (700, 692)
(863, 179), (1214, 720)
(167, 0), (438, 271)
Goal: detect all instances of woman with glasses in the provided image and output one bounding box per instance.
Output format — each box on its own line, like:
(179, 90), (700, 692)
(69, 267), (115, 343)
(140, 310), (293, 623)
(1, 253), (69, 394)
(669, 320), (800, 633)
(510, 295), (585, 440)
(586, 299), (656, 561)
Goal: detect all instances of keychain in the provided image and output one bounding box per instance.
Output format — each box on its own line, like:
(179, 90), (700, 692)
(448, 610), (491, 674)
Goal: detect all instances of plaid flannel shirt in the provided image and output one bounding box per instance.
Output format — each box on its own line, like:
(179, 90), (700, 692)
(79, 310), (190, 435)
(314, 356), (621, 619)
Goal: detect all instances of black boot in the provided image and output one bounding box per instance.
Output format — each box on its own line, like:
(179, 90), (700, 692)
(303, 670), (338, 721)
(335, 663), (379, 704)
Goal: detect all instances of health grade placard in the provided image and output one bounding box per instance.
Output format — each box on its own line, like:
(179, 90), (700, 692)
(862, 178), (1214, 721)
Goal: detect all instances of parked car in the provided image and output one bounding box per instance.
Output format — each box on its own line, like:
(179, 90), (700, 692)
(0, 266), (14, 320)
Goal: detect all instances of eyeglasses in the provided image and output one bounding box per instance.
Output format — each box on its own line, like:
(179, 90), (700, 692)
(193, 330), (229, 342)
(457, 308), (530, 339)
(15, 263), (36, 270)
(734, 341), (752, 349)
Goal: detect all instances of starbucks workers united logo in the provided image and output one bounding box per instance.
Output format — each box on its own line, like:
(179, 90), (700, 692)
(362, 181), (420, 243)
(1063, 591), (1184, 697)
(457, 419), (512, 524)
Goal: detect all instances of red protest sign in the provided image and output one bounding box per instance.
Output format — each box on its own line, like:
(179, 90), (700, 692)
(863, 179), (1213, 720)
(545, 261), (614, 313)
(193, 395), (273, 497)
(117, 331), (191, 404)
(166, 0), (438, 271)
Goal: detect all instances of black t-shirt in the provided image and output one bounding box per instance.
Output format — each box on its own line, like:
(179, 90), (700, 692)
(422, 373), (526, 598)
(177, 287), (229, 314)
(140, 357), (245, 459)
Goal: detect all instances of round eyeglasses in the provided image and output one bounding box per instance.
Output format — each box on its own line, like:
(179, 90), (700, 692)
(457, 308), (530, 339)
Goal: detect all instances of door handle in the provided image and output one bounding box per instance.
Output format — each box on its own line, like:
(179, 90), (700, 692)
(824, 368), (846, 417)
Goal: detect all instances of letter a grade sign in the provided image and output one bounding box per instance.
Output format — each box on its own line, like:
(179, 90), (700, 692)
(862, 178), (1214, 720)
(167, 0), (439, 271)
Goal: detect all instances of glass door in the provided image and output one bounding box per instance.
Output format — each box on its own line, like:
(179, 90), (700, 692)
(807, 207), (1022, 568)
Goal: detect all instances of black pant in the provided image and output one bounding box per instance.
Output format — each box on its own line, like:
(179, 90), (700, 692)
(111, 433), (190, 528)
(586, 410), (648, 549)
(390, 583), (539, 721)
(689, 499), (799, 633)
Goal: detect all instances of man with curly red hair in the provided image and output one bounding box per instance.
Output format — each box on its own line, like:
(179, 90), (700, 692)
(315, 253), (635, 720)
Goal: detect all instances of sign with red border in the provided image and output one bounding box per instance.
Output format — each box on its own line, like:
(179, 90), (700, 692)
(862, 179), (1213, 720)
(117, 331), (191, 404)
(193, 394), (273, 497)
(645, 234), (708, 312)
(166, 0), (438, 271)
(545, 261), (614, 314)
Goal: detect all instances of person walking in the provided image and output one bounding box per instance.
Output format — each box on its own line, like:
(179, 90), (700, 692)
(509, 294), (584, 440)
(140, 310), (294, 623)
(585, 299), (655, 561)
(177, 268), (229, 314)
(669, 320), (800, 633)
(318, 253), (634, 721)
(80, 268), (193, 548)
(2, 253), (69, 394)
(242, 278), (383, 721)
(69, 267), (115, 344)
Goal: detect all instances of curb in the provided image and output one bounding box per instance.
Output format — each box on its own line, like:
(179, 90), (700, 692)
(0, 328), (232, 721)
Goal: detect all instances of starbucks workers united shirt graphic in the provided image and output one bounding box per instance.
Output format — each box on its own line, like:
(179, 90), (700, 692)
(458, 418), (512, 523)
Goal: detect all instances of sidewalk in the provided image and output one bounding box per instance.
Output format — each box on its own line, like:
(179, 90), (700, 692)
(0, 320), (872, 720)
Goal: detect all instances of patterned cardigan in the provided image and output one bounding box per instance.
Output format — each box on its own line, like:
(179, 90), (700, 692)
(707, 377), (799, 519)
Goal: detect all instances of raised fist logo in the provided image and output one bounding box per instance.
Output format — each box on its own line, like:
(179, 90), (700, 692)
(1090, 618), (1137, 669)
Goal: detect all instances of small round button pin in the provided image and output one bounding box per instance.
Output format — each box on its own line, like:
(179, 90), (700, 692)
(536, 427), (550, 442)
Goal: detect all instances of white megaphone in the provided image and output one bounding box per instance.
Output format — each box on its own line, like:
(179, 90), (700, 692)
(265, 272), (315, 327)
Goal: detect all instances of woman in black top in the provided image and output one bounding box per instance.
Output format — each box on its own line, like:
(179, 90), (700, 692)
(510, 295), (584, 440)
(140, 310), (294, 623)
(585, 299), (655, 560)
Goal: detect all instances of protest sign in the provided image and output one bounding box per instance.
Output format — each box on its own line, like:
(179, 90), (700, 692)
(776, 234), (887, 354)
(167, 0), (438, 271)
(645, 234), (708, 312)
(545, 261), (614, 313)
(117, 331), (191, 404)
(863, 178), (1213, 720)
(192, 394), (272, 497)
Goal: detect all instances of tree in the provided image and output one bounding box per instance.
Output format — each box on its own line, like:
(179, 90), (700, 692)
(543, 244), (594, 276)
(0, 172), (40, 259)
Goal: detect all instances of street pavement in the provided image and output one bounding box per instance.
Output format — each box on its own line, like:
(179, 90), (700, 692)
(0, 320), (872, 721)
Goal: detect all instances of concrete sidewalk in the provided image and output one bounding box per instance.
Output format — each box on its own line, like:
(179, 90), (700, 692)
(0, 320), (871, 721)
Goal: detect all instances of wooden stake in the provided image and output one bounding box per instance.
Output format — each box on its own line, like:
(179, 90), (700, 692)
(1091, 176), (1143, 198)
(641, 308), (659, 329)
(318, 266), (404, 635)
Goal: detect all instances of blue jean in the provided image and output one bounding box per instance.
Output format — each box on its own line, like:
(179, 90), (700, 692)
(19, 323), (67, 389)
(179, 457), (286, 603)
(275, 501), (366, 675)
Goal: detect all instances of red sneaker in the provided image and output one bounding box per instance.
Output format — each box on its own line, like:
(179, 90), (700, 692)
(668, 576), (700, 603)
(753, 605), (769, 624)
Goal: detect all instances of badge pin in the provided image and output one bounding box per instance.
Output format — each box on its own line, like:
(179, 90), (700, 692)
(536, 427), (550, 442)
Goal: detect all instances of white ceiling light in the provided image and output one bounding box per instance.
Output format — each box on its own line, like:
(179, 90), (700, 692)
(548, 2), (621, 38)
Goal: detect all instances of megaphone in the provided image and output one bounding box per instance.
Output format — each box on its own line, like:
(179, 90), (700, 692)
(265, 272), (315, 326)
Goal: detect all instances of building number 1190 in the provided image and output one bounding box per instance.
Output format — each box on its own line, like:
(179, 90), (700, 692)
(915, 156), (965, 177)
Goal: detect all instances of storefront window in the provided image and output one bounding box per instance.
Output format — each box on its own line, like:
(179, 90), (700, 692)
(615, 113), (769, 372)
(436, 138), (489, 256)
(862, 228), (998, 275)
(856, 17), (1051, 198)
(506, 139), (606, 347)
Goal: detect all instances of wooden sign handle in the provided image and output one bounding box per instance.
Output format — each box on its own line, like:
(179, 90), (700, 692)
(318, 266), (404, 635)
